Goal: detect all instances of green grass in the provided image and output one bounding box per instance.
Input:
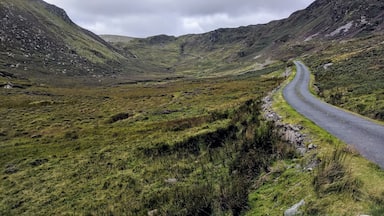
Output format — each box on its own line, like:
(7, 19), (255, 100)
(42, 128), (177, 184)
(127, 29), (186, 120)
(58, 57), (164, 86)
(110, 33), (286, 79)
(304, 35), (384, 121)
(246, 68), (384, 215)
(0, 69), (289, 215)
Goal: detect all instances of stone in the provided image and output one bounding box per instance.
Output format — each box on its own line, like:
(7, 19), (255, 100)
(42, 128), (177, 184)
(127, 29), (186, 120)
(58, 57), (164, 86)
(284, 199), (305, 216)
(262, 85), (308, 156)
(4, 164), (18, 174)
(308, 143), (317, 150)
(4, 82), (13, 89)
(148, 209), (159, 216)
(296, 147), (307, 156)
(305, 158), (320, 171)
(165, 178), (178, 184)
(291, 125), (301, 132)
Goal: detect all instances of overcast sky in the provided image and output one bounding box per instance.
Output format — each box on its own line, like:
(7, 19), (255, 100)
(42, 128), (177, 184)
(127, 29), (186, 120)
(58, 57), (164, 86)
(44, 0), (315, 38)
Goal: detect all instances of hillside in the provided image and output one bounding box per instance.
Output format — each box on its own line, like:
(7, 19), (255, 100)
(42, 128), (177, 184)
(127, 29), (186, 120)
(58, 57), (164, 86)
(105, 0), (384, 78)
(2, 0), (384, 84)
(107, 0), (384, 123)
(0, 0), (145, 85)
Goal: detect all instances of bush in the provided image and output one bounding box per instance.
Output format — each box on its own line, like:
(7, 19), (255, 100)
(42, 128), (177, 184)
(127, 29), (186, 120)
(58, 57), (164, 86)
(64, 130), (79, 140)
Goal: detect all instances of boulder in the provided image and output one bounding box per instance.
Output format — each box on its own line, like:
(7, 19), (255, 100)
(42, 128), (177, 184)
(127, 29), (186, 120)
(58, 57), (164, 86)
(284, 199), (305, 216)
(4, 82), (13, 89)
(148, 209), (159, 216)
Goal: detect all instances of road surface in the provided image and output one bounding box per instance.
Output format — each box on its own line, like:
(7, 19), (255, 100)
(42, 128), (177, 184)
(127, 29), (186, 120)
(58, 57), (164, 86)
(283, 61), (384, 168)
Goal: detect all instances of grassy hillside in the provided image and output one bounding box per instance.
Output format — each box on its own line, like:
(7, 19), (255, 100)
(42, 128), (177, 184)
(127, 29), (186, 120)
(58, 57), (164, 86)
(105, 33), (258, 78)
(304, 34), (384, 121)
(103, 0), (384, 82)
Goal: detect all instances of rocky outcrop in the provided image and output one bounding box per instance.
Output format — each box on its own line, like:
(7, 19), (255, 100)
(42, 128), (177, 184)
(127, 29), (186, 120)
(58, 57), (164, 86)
(262, 86), (307, 155)
(0, 1), (91, 76)
(262, 75), (321, 173)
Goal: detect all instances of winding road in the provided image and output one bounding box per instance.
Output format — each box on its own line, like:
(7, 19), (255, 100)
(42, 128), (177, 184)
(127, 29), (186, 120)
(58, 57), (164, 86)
(283, 61), (384, 168)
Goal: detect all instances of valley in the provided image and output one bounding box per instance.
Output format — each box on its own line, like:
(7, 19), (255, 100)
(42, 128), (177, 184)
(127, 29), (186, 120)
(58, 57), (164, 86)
(1, 69), (288, 215)
(1, 0), (384, 215)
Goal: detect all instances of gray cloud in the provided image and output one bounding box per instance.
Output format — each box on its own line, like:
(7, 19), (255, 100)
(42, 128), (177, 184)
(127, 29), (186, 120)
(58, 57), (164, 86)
(44, 0), (315, 37)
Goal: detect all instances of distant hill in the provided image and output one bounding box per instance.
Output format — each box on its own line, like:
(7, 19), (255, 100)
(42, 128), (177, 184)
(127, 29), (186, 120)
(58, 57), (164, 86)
(112, 0), (384, 75)
(100, 35), (137, 43)
(1, 0), (384, 85)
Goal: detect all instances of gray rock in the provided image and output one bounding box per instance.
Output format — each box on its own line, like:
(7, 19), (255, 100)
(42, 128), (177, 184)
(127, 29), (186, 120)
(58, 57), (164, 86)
(284, 130), (296, 143)
(4, 82), (13, 89)
(165, 178), (178, 184)
(262, 86), (308, 155)
(308, 143), (317, 150)
(305, 157), (320, 171)
(296, 147), (307, 156)
(148, 209), (159, 216)
(4, 164), (18, 174)
(291, 125), (301, 132)
(284, 199), (305, 216)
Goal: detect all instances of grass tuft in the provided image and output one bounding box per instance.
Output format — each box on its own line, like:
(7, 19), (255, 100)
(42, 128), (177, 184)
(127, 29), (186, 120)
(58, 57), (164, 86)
(313, 149), (362, 199)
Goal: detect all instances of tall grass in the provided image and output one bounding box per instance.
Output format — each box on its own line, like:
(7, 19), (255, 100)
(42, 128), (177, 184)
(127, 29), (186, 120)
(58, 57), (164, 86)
(0, 71), (286, 215)
(313, 149), (362, 199)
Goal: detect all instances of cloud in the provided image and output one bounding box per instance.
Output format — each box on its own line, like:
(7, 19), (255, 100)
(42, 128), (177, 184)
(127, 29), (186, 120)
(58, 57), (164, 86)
(44, 0), (315, 37)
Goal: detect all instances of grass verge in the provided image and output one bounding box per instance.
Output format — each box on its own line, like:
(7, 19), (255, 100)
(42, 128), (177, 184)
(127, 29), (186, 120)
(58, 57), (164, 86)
(246, 67), (384, 215)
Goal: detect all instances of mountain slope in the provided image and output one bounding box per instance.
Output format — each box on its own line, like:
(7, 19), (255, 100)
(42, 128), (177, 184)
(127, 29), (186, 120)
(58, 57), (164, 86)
(0, 0), (141, 84)
(110, 0), (384, 76)
(2, 0), (384, 84)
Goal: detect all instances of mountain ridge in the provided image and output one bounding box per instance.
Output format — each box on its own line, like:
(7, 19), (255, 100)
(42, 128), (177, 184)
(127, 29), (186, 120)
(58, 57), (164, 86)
(103, 0), (384, 78)
(2, 0), (384, 85)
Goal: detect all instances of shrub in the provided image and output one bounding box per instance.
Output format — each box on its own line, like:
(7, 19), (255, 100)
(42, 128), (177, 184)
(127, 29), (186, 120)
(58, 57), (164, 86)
(64, 130), (79, 140)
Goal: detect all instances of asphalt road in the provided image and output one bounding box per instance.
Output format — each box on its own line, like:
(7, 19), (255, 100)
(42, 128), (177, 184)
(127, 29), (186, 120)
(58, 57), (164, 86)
(283, 61), (384, 168)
